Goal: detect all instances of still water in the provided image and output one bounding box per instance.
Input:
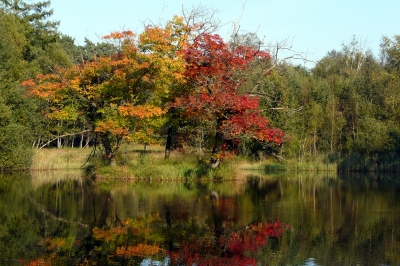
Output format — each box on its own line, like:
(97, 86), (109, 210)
(0, 170), (399, 265)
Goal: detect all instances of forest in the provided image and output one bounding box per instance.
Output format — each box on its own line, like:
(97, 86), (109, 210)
(1, 0), (400, 172)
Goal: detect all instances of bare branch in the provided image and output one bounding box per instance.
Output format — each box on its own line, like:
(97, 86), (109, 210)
(28, 194), (89, 228)
(38, 130), (91, 149)
(181, 4), (228, 40)
(249, 37), (313, 91)
(230, 1), (246, 44)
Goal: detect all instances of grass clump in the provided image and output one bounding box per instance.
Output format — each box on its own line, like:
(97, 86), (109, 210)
(284, 156), (338, 172)
(236, 154), (337, 173)
(237, 158), (287, 172)
(90, 144), (238, 181)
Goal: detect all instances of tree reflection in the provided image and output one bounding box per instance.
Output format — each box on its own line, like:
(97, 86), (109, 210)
(6, 172), (400, 265)
(20, 190), (286, 265)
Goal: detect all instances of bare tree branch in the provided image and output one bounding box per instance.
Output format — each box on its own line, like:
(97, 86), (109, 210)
(38, 130), (91, 149)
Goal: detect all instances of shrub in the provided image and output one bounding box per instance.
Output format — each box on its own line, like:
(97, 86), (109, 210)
(0, 123), (33, 171)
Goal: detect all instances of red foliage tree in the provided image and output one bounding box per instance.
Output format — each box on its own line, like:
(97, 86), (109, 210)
(172, 33), (284, 164)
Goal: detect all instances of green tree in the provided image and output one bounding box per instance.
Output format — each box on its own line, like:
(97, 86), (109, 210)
(0, 0), (71, 74)
(0, 8), (35, 170)
(380, 35), (400, 73)
(0, 96), (33, 171)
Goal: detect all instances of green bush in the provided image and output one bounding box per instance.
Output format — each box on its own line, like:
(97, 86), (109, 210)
(0, 123), (33, 171)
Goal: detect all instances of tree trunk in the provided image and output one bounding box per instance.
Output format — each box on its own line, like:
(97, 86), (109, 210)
(96, 196), (111, 228)
(198, 130), (204, 154)
(210, 119), (224, 167)
(99, 133), (116, 166)
(313, 128), (317, 155)
(84, 134), (91, 148)
(165, 127), (173, 159)
(57, 135), (62, 148)
(80, 132), (84, 148)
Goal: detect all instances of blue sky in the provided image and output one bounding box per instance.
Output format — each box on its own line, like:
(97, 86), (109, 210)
(50, 0), (400, 68)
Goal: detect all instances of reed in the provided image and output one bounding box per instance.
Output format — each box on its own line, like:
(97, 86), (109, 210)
(237, 158), (287, 172)
(31, 148), (91, 170)
(285, 157), (338, 172)
(236, 155), (338, 173)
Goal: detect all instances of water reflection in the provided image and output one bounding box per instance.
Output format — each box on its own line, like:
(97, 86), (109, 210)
(0, 171), (399, 265)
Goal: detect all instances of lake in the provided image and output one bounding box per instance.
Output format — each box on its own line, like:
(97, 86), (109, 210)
(1, 170), (399, 265)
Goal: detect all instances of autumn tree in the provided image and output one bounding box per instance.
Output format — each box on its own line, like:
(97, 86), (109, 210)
(23, 16), (189, 164)
(172, 33), (284, 165)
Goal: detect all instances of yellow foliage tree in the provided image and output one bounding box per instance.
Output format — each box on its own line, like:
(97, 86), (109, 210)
(22, 16), (190, 163)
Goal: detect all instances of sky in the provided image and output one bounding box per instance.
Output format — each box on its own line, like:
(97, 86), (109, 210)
(50, 0), (400, 69)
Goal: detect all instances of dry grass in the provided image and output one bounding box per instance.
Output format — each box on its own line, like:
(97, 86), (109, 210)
(32, 145), (339, 181)
(31, 148), (91, 170)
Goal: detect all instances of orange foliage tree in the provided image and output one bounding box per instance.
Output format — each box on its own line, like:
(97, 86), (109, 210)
(23, 16), (189, 163)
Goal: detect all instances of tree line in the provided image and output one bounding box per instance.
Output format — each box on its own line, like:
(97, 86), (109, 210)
(1, 0), (400, 171)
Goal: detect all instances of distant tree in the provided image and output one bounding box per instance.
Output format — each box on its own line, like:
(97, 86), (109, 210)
(380, 35), (400, 73)
(59, 35), (118, 65)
